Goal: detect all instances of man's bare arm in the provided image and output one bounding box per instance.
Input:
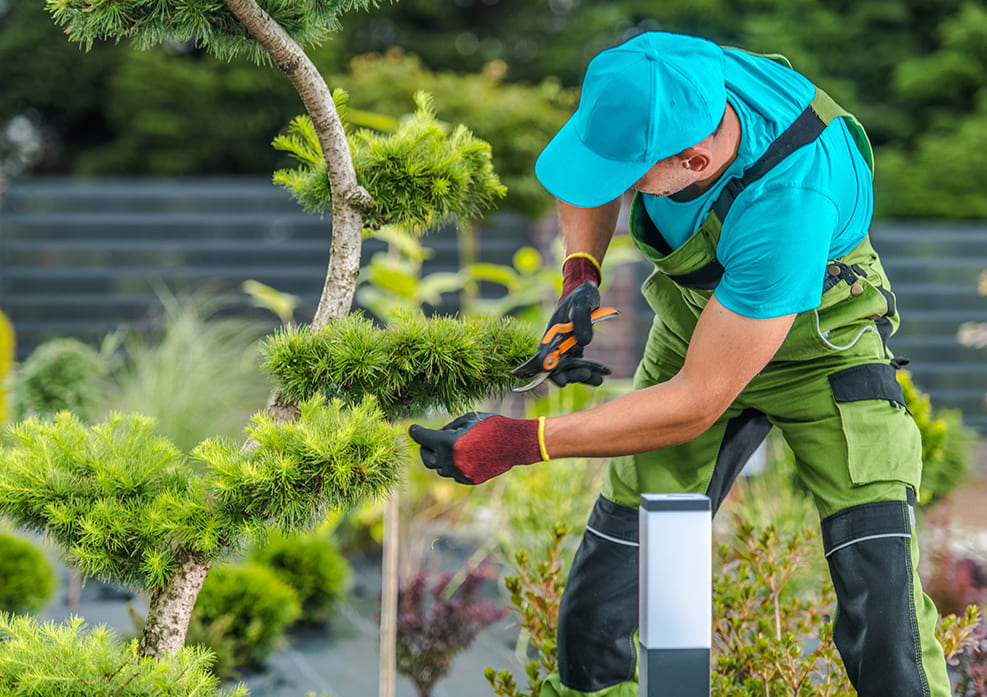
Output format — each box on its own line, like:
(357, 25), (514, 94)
(558, 198), (621, 263)
(544, 296), (796, 458)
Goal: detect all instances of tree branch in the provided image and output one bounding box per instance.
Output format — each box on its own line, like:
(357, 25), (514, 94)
(220, 0), (373, 327)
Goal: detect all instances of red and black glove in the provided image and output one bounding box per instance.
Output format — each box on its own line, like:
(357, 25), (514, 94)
(408, 413), (549, 485)
(547, 254), (609, 387)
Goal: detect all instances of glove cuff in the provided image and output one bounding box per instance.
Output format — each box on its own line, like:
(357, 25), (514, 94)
(536, 416), (550, 461)
(561, 253), (602, 299)
(452, 415), (549, 484)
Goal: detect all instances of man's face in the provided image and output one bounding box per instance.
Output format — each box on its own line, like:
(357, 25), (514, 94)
(631, 158), (701, 198)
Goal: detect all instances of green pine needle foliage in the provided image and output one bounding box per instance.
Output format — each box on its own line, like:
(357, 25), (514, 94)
(261, 311), (538, 418)
(44, 0), (373, 65)
(0, 411), (201, 590)
(0, 399), (404, 591)
(196, 395), (405, 531)
(273, 90), (507, 233)
(0, 613), (246, 696)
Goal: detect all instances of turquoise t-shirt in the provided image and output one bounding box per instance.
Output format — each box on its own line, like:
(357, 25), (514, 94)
(641, 49), (874, 319)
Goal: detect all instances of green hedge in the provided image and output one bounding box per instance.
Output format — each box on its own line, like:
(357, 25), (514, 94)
(0, 531), (55, 615)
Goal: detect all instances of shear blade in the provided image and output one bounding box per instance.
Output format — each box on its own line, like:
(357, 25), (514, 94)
(512, 372), (551, 393)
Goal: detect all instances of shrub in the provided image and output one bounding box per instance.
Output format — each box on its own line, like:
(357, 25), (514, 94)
(0, 531), (56, 615)
(712, 518), (852, 695)
(190, 561), (301, 675)
(897, 370), (977, 507)
(397, 564), (508, 697)
(487, 519), (984, 697)
(248, 528), (352, 626)
(954, 624), (987, 697)
(13, 336), (105, 423)
(486, 525), (568, 697)
(0, 613), (246, 696)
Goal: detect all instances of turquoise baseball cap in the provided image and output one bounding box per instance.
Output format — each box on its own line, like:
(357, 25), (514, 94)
(535, 32), (727, 207)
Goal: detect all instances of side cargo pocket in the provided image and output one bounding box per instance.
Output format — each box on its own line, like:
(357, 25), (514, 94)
(828, 363), (923, 491)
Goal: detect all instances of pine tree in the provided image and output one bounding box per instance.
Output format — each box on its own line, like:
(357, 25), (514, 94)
(0, 0), (529, 667)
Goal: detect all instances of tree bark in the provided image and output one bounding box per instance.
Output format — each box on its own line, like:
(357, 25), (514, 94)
(221, 0), (373, 328)
(138, 553), (212, 658)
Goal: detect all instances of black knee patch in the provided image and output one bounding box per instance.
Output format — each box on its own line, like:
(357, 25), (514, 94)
(558, 497), (639, 692)
(821, 495), (930, 697)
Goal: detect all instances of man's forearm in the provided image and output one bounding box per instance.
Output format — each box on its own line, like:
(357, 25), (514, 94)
(541, 298), (797, 460)
(542, 374), (716, 459)
(558, 198), (621, 264)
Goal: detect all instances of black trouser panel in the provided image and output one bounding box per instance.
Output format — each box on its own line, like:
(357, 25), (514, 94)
(557, 497), (639, 692)
(705, 408), (772, 515)
(822, 498), (930, 697)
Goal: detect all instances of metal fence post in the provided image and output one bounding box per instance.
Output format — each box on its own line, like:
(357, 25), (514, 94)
(639, 493), (711, 697)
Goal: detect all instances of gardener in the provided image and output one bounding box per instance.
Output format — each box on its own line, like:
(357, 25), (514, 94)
(409, 31), (952, 697)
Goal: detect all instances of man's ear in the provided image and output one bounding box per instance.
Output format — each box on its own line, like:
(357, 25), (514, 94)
(680, 147), (712, 173)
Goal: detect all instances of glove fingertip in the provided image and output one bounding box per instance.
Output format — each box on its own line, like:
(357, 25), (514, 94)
(408, 424), (426, 443)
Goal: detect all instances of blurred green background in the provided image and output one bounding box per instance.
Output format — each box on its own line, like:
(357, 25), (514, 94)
(4, 0), (987, 218)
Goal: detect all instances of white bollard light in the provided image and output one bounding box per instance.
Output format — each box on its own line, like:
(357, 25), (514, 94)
(639, 493), (711, 697)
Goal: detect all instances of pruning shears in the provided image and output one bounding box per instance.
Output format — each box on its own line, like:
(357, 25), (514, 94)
(511, 307), (620, 392)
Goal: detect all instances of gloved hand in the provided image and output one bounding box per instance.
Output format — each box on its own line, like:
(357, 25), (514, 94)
(408, 412), (549, 485)
(545, 253), (608, 386)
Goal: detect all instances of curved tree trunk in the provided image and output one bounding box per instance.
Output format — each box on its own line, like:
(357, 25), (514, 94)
(221, 0), (374, 328)
(138, 553), (212, 658)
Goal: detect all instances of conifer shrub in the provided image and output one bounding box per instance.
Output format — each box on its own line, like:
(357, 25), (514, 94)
(191, 562), (301, 675)
(13, 337), (105, 423)
(274, 91), (506, 232)
(261, 311), (537, 418)
(0, 613), (246, 696)
(248, 528), (352, 626)
(0, 531), (55, 615)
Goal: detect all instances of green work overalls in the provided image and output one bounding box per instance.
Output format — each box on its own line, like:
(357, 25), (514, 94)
(541, 82), (953, 697)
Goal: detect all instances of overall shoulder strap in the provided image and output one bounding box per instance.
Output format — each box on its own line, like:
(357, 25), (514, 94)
(710, 86), (873, 225)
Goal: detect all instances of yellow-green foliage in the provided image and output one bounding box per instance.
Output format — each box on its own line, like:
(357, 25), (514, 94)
(0, 613), (246, 696)
(0, 310), (12, 425)
(273, 91), (506, 233)
(896, 370), (976, 506)
(261, 311), (538, 418)
(0, 398), (405, 591)
(0, 531), (55, 615)
(190, 562), (301, 675)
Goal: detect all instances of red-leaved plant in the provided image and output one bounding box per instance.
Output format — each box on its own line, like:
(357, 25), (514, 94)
(396, 564), (508, 697)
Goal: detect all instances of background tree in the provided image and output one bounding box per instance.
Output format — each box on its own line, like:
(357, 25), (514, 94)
(9, 0), (987, 219)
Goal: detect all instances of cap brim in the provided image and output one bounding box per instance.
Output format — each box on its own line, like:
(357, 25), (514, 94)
(535, 118), (654, 208)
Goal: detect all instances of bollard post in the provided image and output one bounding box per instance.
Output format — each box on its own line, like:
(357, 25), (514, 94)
(639, 493), (711, 697)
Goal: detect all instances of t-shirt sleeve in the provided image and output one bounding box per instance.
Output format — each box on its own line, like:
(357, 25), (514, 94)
(713, 185), (839, 319)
